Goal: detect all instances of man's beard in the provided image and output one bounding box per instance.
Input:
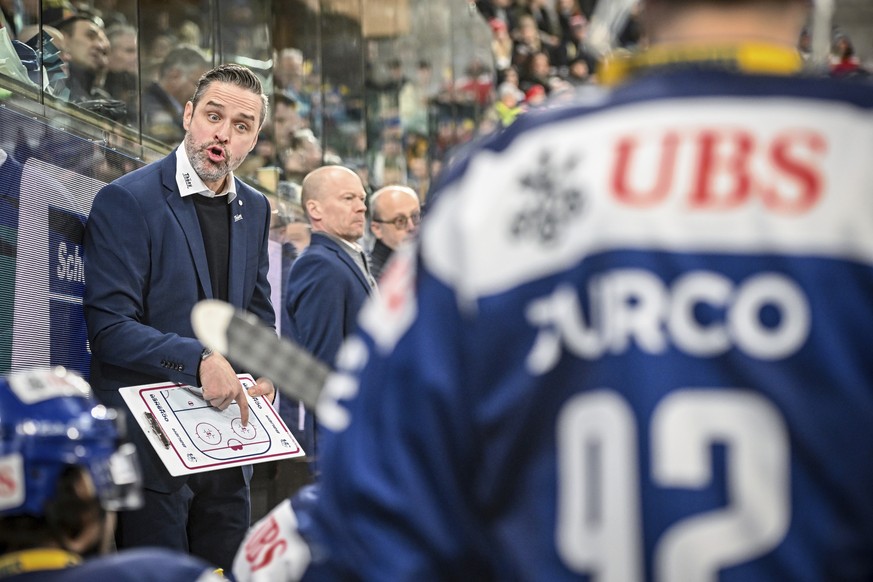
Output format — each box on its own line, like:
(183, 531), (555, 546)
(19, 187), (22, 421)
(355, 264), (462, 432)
(184, 133), (238, 185)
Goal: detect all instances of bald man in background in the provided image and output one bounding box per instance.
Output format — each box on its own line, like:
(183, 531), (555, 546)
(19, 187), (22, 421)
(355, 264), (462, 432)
(367, 185), (420, 282)
(283, 165), (375, 465)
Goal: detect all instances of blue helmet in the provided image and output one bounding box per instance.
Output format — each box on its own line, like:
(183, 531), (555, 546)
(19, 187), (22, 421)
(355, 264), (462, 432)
(0, 367), (142, 517)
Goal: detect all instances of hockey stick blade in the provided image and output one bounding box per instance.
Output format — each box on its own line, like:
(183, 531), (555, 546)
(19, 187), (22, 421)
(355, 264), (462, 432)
(191, 299), (329, 411)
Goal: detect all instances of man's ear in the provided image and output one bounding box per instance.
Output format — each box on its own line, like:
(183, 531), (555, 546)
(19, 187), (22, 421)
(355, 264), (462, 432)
(182, 101), (194, 131)
(305, 199), (320, 221)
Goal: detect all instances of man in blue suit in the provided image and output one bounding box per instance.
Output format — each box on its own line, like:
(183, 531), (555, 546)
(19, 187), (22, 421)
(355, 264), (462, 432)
(284, 165), (375, 462)
(83, 63), (276, 572)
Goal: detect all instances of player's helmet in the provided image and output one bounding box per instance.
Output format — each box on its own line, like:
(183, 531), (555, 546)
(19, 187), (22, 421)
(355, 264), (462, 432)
(0, 367), (142, 517)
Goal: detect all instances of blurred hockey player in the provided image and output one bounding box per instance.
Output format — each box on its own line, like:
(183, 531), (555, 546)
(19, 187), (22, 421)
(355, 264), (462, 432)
(235, 0), (873, 579)
(0, 368), (221, 581)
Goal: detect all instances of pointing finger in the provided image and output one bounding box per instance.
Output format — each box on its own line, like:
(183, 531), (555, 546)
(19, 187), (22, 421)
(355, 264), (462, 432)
(238, 385), (250, 426)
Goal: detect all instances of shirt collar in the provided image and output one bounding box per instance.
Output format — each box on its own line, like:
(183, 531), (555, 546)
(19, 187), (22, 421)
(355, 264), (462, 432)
(321, 231), (364, 254)
(175, 145), (238, 203)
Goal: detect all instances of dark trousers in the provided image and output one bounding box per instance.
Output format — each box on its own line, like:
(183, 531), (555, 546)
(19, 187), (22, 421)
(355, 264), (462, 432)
(114, 467), (250, 572)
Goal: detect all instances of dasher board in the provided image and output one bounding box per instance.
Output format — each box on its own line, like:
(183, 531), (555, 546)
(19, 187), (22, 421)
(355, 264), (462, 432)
(120, 374), (304, 476)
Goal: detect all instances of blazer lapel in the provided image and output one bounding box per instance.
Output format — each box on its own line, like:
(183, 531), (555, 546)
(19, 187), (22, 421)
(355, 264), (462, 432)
(162, 157), (213, 298)
(319, 234), (371, 293)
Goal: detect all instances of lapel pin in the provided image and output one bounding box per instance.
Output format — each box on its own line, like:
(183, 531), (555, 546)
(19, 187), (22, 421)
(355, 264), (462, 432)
(234, 214), (243, 222)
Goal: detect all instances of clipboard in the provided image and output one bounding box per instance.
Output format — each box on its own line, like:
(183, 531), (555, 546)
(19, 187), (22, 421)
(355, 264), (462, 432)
(120, 374), (305, 476)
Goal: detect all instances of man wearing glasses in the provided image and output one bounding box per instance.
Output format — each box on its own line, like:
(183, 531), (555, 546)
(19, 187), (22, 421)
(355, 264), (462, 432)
(368, 185), (421, 282)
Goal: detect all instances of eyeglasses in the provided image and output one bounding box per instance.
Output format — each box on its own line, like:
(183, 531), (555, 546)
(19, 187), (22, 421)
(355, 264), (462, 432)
(373, 212), (421, 230)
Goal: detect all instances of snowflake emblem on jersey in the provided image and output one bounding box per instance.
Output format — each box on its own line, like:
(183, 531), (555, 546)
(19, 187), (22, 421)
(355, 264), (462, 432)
(510, 150), (585, 245)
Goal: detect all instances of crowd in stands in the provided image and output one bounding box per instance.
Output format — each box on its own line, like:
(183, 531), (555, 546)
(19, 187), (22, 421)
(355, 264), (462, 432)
(0, 0), (868, 208)
(474, 0), (870, 134)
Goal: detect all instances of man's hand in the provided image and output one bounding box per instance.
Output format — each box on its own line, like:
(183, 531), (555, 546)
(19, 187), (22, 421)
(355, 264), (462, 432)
(199, 352), (250, 425)
(248, 377), (276, 404)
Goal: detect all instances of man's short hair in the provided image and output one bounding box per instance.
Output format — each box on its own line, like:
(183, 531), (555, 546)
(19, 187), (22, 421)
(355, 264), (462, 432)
(274, 92), (298, 108)
(53, 11), (104, 36)
(191, 63), (269, 128)
(105, 23), (136, 44)
(159, 45), (208, 78)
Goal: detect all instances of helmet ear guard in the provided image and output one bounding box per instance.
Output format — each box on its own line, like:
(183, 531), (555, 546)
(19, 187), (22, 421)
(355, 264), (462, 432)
(0, 368), (143, 519)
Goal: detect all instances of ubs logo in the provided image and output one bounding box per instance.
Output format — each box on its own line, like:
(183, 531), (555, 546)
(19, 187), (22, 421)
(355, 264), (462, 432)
(511, 150), (586, 245)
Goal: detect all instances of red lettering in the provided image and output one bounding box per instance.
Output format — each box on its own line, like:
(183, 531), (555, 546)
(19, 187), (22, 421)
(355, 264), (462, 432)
(689, 130), (754, 209)
(612, 133), (679, 205)
(244, 515), (288, 572)
(251, 540), (287, 572)
(610, 127), (825, 215)
(764, 131), (826, 213)
(244, 516), (280, 561)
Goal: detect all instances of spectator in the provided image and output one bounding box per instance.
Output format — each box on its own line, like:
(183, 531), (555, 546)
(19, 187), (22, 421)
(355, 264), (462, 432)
(556, 0), (584, 46)
(141, 45), (208, 146)
(370, 133), (407, 189)
(484, 80), (525, 129)
(282, 128), (323, 184)
(830, 32), (867, 78)
(283, 165), (375, 465)
(406, 155), (431, 201)
(398, 59), (433, 137)
(512, 14), (544, 74)
(83, 64), (276, 573)
(520, 50), (554, 94)
(498, 64), (521, 88)
(524, 0), (562, 51)
(140, 31), (176, 82)
(0, 368), (222, 581)
(454, 57), (494, 109)
(475, 0), (515, 32)
(367, 184), (420, 282)
(489, 18), (514, 74)
(237, 0), (873, 580)
(53, 12), (111, 102)
(273, 92), (304, 153)
(523, 82), (547, 107)
(555, 13), (599, 73)
(274, 47), (311, 121)
(566, 55), (593, 86)
(379, 58), (408, 116)
(103, 23), (138, 123)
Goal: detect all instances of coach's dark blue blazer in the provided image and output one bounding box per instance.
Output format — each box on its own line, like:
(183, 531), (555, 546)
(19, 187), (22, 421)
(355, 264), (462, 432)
(284, 232), (372, 456)
(284, 232), (372, 367)
(83, 152), (275, 493)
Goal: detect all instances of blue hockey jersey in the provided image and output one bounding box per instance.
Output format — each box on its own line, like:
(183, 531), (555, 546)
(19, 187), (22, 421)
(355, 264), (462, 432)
(287, 50), (873, 581)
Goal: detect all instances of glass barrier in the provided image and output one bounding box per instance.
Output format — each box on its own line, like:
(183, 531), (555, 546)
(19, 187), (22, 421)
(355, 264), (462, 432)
(0, 0), (494, 198)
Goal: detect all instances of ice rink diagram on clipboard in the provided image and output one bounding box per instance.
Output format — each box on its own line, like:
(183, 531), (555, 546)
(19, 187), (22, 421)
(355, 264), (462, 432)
(121, 374), (305, 476)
